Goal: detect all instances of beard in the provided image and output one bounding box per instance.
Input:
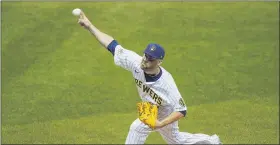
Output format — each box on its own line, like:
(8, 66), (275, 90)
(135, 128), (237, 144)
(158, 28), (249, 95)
(140, 61), (161, 76)
(140, 61), (157, 72)
(140, 61), (152, 70)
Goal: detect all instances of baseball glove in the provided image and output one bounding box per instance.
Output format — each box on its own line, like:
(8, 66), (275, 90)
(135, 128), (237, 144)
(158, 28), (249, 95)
(137, 102), (158, 129)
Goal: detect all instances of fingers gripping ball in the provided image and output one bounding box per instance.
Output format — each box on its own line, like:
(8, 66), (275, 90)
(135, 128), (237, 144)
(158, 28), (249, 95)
(137, 102), (158, 129)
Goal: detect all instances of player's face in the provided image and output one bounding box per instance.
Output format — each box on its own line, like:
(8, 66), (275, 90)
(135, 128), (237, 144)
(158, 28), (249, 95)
(140, 54), (161, 70)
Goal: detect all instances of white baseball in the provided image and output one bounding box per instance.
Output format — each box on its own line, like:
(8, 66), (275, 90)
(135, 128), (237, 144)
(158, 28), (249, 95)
(72, 8), (81, 16)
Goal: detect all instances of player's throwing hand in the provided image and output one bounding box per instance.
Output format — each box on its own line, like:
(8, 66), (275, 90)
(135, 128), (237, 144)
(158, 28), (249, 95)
(78, 11), (92, 29)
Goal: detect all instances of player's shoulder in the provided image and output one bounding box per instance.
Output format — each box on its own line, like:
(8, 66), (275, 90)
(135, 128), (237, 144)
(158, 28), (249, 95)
(158, 67), (182, 97)
(160, 67), (173, 77)
(115, 45), (142, 59)
(160, 67), (177, 83)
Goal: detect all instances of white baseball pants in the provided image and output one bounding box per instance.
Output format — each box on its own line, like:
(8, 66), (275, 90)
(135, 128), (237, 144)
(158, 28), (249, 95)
(125, 118), (221, 144)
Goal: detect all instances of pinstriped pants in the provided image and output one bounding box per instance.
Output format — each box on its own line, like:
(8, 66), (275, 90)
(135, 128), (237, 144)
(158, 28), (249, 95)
(125, 118), (221, 144)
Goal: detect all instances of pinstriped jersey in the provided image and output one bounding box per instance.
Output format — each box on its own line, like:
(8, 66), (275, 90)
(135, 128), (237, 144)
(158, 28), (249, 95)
(114, 45), (187, 120)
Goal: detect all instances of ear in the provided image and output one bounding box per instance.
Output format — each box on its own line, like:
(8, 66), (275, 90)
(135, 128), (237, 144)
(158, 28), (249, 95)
(157, 60), (163, 66)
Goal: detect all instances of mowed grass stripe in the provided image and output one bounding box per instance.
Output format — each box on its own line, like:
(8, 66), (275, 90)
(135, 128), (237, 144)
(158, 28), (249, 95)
(2, 25), (141, 125)
(2, 3), (78, 85)
(1, 40), (127, 126)
(2, 7), (92, 125)
(2, 99), (278, 144)
(1, 2), (63, 49)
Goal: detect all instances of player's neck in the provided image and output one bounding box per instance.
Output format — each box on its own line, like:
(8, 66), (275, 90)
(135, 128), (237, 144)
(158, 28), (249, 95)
(144, 67), (161, 76)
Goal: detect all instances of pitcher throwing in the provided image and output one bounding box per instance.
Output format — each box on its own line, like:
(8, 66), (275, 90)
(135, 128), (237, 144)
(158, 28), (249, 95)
(76, 10), (222, 144)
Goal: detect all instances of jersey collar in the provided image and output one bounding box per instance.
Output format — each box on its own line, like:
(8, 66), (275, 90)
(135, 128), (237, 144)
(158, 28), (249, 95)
(144, 67), (162, 82)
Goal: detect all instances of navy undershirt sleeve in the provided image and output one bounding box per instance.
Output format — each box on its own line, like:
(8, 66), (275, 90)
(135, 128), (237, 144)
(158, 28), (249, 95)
(107, 40), (119, 56)
(179, 110), (187, 117)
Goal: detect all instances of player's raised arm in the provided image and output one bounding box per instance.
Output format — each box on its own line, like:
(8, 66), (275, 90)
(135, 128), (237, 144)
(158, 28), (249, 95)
(76, 10), (142, 72)
(77, 11), (114, 48)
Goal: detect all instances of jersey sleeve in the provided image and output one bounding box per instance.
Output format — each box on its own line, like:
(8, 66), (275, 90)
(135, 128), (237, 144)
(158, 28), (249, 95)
(113, 44), (142, 72)
(166, 75), (187, 114)
(172, 89), (187, 112)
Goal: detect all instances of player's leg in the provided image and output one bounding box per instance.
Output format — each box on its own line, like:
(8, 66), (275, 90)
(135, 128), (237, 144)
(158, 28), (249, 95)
(175, 132), (221, 144)
(156, 122), (221, 144)
(125, 118), (152, 144)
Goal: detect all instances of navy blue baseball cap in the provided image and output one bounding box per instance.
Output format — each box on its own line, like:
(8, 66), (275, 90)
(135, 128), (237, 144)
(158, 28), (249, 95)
(143, 43), (165, 60)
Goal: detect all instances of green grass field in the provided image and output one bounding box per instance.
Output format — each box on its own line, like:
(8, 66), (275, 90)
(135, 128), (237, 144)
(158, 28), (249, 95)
(2, 1), (279, 144)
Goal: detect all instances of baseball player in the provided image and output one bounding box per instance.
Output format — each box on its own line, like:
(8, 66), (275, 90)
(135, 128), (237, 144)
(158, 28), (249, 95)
(77, 11), (222, 144)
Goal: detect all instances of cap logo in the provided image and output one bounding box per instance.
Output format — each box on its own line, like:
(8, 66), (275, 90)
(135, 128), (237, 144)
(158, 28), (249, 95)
(150, 45), (156, 51)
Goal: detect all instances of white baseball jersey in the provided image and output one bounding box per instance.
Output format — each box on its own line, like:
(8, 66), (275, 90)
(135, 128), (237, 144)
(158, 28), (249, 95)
(114, 45), (187, 120)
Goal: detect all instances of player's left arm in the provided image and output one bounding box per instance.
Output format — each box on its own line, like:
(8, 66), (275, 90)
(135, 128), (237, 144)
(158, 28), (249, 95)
(155, 111), (185, 129)
(156, 88), (187, 129)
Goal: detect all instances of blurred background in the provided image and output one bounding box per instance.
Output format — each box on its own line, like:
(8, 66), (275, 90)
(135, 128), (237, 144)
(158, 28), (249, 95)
(1, 1), (279, 144)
